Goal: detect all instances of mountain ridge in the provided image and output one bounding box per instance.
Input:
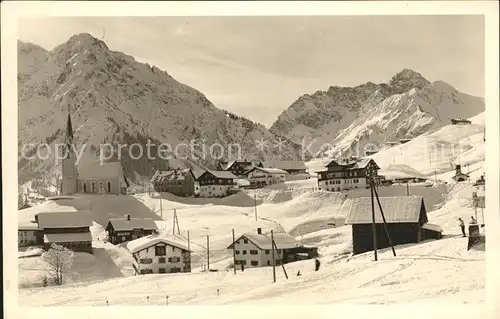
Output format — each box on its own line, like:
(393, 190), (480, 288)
(17, 33), (306, 189)
(270, 68), (484, 157)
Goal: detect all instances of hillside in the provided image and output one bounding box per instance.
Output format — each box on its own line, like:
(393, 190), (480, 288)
(270, 69), (484, 157)
(17, 33), (305, 186)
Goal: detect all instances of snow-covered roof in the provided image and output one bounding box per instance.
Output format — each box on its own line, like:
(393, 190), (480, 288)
(36, 211), (93, 229)
(247, 167), (289, 175)
(18, 223), (40, 230)
(322, 157), (379, 171)
(228, 232), (301, 250)
(220, 160), (253, 170)
(204, 170), (238, 179)
(379, 164), (427, 180)
(150, 168), (194, 183)
(44, 232), (92, 243)
(126, 234), (191, 253)
(79, 161), (123, 180)
(261, 160), (307, 171)
(344, 196), (426, 224)
(107, 218), (158, 231)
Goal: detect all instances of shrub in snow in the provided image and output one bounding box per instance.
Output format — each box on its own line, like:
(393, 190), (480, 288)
(42, 244), (74, 286)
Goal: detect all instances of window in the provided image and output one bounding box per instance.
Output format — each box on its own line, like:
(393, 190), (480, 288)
(140, 258), (153, 264)
(107, 181), (112, 192)
(250, 261), (259, 266)
(83, 183), (87, 193)
(91, 182), (95, 192)
(171, 267), (181, 273)
(159, 257), (166, 263)
(242, 250), (247, 255)
(155, 245), (166, 256)
(235, 250), (240, 255)
(243, 239), (248, 244)
(267, 261), (271, 265)
(159, 268), (166, 273)
(250, 250), (258, 255)
(121, 236), (126, 241)
(168, 257), (181, 263)
(265, 250), (270, 255)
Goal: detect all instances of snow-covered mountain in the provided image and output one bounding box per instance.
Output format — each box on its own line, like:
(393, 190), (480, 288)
(270, 69), (484, 157)
(17, 33), (305, 186)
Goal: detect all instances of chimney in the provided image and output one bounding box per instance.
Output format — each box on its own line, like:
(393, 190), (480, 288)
(127, 214), (131, 221)
(455, 164), (462, 174)
(257, 228), (262, 235)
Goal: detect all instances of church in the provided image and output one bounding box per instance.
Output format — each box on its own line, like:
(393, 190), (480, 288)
(60, 111), (129, 195)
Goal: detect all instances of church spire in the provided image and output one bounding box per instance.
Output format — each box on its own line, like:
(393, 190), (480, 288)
(65, 105), (73, 142)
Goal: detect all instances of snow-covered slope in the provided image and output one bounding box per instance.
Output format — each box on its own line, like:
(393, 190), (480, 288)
(17, 33), (305, 186)
(18, 179), (484, 305)
(271, 69), (484, 157)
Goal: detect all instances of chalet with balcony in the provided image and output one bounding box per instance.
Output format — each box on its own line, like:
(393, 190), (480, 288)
(105, 215), (159, 245)
(196, 170), (238, 198)
(316, 157), (380, 192)
(127, 234), (192, 275)
(227, 228), (316, 268)
(245, 167), (288, 188)
(151, 168), (196, 197)
(35, 211), (93, 253)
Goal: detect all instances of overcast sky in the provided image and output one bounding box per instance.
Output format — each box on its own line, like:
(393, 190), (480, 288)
(18, 15), (484, 127)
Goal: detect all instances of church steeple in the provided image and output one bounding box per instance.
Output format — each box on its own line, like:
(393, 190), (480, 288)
(65, 105), (73, 143)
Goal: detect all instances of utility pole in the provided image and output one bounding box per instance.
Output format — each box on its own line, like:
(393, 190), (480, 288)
(160, 197), (163, 218)
(373, 183), (396, 257)
(406, 182), (410, 196)
(206, 235), (210, 272)
(370, 180), (378, 261)
(272, 238), (288, 279)
(254, 190), (257, 221)
(187, 231), (190, 251)
(232, 229), (236, 274)
(434, 170), (437, 183)
(172, 209), (180, 235)
(271, 230), (276, 283)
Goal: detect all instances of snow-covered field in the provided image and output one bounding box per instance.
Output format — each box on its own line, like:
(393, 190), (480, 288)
(18, 116), (487, 306)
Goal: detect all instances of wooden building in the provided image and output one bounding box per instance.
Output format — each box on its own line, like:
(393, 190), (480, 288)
(106, 215), (159, 245)
(244, 167), (288, 187)
(259, 160), (308, 176)
(344, 196), (442, 255)
(316, 157), (380, 192)
(196, 170), (238, 198)
(218, 159), (254, 177)
(227, 228), (311, 268)
(126, 234), (192, 275)
(451, 118), (472, 125)
(150, 168), (196, 197)
(35, 211), (93, 253)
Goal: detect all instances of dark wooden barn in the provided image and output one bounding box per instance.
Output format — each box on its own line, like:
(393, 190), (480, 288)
(106, 215), (158, 245)
(344, 196), (442, 255)
(36, 211), (93, 253)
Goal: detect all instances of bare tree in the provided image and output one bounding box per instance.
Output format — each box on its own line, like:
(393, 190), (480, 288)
(42, 244), (74, 285)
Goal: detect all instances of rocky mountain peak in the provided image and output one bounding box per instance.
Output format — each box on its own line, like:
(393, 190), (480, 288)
(389, 68), (430, 93)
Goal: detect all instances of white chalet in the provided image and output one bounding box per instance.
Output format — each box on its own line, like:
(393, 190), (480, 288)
(316, 157), (380, 192)
(126, 234), (192, 275)
(245, 167), (288, 187)
(227, 228), (302, 268)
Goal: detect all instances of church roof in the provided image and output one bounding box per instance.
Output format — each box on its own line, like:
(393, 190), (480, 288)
(79, 161), (123, 180)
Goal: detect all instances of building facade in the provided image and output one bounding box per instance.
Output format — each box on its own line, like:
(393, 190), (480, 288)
(197, 170), (238, 198)
(106, 215), (159, 245)
(316, 157), (380, 192)
(245, 167), (287, 187)
(18, 224), (42, 247)
(259, 160), (308, 176)
(127, 235), (191, 275)
(59, 110), (128, 196)
(150, 168), (196, 197)
(227, 228), (303, 268)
